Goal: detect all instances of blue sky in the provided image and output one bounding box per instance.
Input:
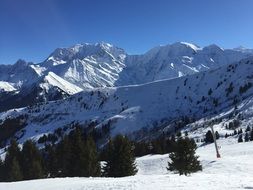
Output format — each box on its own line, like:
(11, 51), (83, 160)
(0, 0), (253, 64)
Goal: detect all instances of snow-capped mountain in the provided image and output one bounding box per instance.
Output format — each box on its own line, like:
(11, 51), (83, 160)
(1, 56), (253, 145)
(117, 42), (253, 85)
(0, 42), (252, 112)
(41, 42), (126, 88)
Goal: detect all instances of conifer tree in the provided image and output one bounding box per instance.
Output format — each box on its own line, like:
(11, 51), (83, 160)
(45, 144), (58, 177)
(68, 128), (87, 177)
(205, 130), (214, 143)
(133, 141), (149, 157)
(238, 134), (243, 143)
(215, 131), (220, 140)
(8, 157), (23, 181)
(4, 139), (23, 181)
(0, 159), (5, 181)
(21, 140), (44, 180)
(246, 126), (251, 132)
(167, 137), (202, 175)
(244, 132), (249, 142)
(56, 135), (72, 177)
(57, 128), (101, 177)
(176, 131), (182, 138)
(83, 136), (101, 177)
(250, 129), (253, 141)
(103, 135), (138, 177)
(102, 139), (114, 177)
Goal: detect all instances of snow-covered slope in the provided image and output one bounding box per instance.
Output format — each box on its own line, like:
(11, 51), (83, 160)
(117, 42), (253, 85)
(42, 42), (126, 88)
(0, 59), (41, 89)
(0, 140), (252, 190)
(40, 72), (83, 95)
(0, 42), (253, 112)
(1, 56), (253, 144)
(0, 81), (16, 92)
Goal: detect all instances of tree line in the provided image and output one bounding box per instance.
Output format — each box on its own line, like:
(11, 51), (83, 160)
(0, 127), (138, 181)
(0, 127), (202, 182)
(238, 126), (253, 143)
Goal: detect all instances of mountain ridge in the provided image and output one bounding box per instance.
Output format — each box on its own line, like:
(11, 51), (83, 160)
(0, 42), (253, 112)
(1, 56), (253, 146)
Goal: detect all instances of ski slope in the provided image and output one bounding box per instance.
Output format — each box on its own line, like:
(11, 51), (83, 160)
(0, 140), (252, 190)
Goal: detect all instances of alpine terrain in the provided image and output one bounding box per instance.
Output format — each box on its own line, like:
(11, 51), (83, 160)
(1, 42), (253, 189)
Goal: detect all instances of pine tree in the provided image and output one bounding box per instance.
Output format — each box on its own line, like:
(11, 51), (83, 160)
(57, 128), (101, 177)
(205, 130), (214, 143)
(215, 131), (220, 140)
(67, 128), (86, 177)
(103, 135), (138, 177)
(238, 134), (243, 143)
(21, 140), (44, 180)
(246, 126), (251, 132)
(8, 157), (23, 181)
(4, 139), (23, 181)
(0, 159), (5, 181)
(83, 136), (101, 177)
(56, 135), (72, 177)
(45, 144), (58, 177)
(102, 139), (114, 177)
(176, 131), (182, 138)
(244, 132), (249, 142)
(168, 137), (202, 175)
(250, 129), (253, 141)
(170, 135), (176, 152)
(133, 141), (149, 157)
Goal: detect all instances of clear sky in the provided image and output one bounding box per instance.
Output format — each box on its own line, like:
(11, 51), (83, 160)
(1, 0), (253, 64)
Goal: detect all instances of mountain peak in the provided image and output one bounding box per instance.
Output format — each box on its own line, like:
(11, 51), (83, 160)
(233, 46), (253, 54)
(175, 42), (202, 51)
(14, 59), (28, 67)
(204, 44), (224, 51)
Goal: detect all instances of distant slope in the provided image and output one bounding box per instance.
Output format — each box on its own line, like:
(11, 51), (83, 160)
(1, 57), (253, 144)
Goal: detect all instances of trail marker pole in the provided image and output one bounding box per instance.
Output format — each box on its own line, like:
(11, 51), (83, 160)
(210, 125), (221, 158)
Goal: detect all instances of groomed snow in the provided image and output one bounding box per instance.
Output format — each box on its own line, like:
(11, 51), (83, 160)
(0, 139), (252, 190)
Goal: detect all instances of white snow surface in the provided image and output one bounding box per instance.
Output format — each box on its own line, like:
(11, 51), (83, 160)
(1, 57), (253, 143)
(0, 81), (16, 92)
(0, 140), (252, 190)
(0, 41), (253, 110)
(1, 42), (253, 92)
(40, 72), (83, 95)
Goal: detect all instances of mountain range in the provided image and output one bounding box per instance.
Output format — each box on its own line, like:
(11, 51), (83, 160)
(0, 42), (253, 112)
(1, 42), (253, 146)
